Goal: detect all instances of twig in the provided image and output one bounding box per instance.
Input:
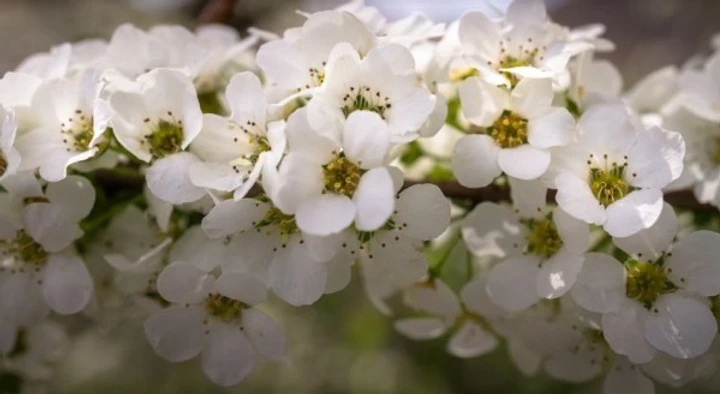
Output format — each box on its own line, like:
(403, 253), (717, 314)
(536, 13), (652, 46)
(198, 0), (237, 25)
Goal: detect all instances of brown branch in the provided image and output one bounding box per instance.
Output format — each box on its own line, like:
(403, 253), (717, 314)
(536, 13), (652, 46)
(90, 167), (713, 211)
(198, 0), (237, 25)
(402, 180), (713, 211)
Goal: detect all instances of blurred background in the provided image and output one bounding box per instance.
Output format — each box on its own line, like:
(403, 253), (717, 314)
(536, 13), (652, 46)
(2, 0), (720, 393)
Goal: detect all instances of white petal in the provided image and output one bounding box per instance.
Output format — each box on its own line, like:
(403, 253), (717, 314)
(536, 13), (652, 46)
(188, 162), (246, 192)
(447, 321), (498, 358)
(603, 358), (655, 394)
(44, 175), (96, 222)
(403, 280), (462, 319)
(508, 340), (542, 376)
(536, 252), (584, 299)
(41, 254), (92, 315)
(486, 255), (541, 312)
(0, 273), (49, 326)
(666, 230), (720, 296)
(156, 261), (214, 305)
(613, 202), (677, 261)
(570, 252), (625, 313)
(22, 203), (81, 253)
(509, 78), (554, 120)
(225, 72), (267, 129)
(342, 111), (390, 169)
(553, 207), (591, 254)
(544, 346), (603, 383)
(604, 189), (663, 238)
(451, 134), (502, 188)
(146, 153), (205, 204)
(387, 88), (435, 136)
(242, 308), (285, 360)
(395, 184), (451, 241)
(353, 167), (394, 232)
(201, 199), (269, 238)
(577, 103), (637, 159)
(169, 226), (226, 272)
(269, 237), (326, 306)
(361, 232), (427, 299)
(324, 251), (352, 294)
(460, 275), (506, 318)
(202, 323), (256, 387)
(284, 107), (336, 163)
(215, 272), (268, 306)
(144, 305), (205, 362)
(497, 145), (550, 180)
(602, 301), (658, 364)
(296, 194), (356, 236)
(457, 12), (501, 62)
(527, 108), (575, 149)
(462, 202), (526, 259)
(554, 172), (605, 225)
(627, 127), (685, 189)
(457, 77), (505, 126)
(644, 294), (717, 359)
(394, 318), (446, 340)
(508, 177), (547, 219)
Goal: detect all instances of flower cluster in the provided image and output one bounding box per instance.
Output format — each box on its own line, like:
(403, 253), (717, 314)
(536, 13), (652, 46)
(2, 0), (720, 392)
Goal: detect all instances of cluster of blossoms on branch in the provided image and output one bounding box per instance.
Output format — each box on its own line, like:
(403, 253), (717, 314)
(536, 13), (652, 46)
(2, 0), (720, 392)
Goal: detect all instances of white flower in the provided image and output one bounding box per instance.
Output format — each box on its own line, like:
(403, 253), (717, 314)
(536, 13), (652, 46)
(452, 77), (576, 186)
(266, 107), (396, 236)
(463, 190), (589, 312)
(306, 43), (435, 144)
(0, 176), (95, 339)
(16, 44), (72, 81)
(343, 184), (450, 300)
(394, 278), (498, 358)
(256, 11), (375, 97)
(572, 204), (720, 361)
(15, 69), (109, 182)
(458, 0), (591, 88)
(190, 72), (286, 200)
(679, 50), (720, 122)
(193, 24), (258, 97)
(201, 197), (332, 306)
(0, 105), (20, 182)
(145, 261), (285, 386)
(547, 103), (685, 237)
(104, 24), (209, 79)
(107, 68), (204, 204)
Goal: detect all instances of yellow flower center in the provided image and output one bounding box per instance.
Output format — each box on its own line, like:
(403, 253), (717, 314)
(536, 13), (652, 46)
(205, 293), (246, 322)
(625, 260), (675, 309)
(246, 135), (271, 165)
(589, 166), (631, 207)
(341, 86), (390, 119)
(255, 206), (298, 236)
(525, 217), (563, 259)
(488, 110), (528, 149)
(2, 230), (48, 268)
(323, 155), (363, 197)
(61, 109), (93, 152)
(145, 119), (184, 159)
(498, 54), (536, 87)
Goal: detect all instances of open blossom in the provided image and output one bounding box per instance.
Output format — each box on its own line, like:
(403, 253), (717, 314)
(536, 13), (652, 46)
(546, 103), (685, 237)
(145, 261), (285, 386)
(15, 69), (109, 182)
(462, 195), (589, 312)
(266, 107), (397, 236)
(679, 49), (720, 122)
(256, 11), (376, 97)
(306, 42), (435, 144)
(190, 72), (285, 200)
(572, 204), (720, 362)
(452, 77), (575, 186)
(201, 196), (334, 306)
(394, 278), (498, 358)
(108, 68), (204, 204)
(458, 0), (592, 88)
(0, 176), (95, 341)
